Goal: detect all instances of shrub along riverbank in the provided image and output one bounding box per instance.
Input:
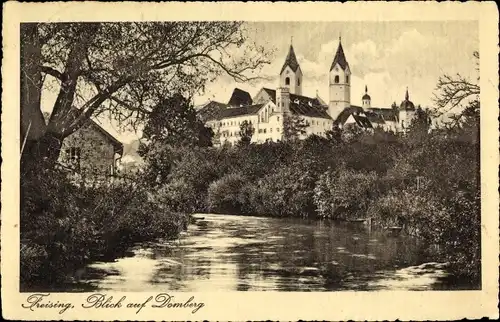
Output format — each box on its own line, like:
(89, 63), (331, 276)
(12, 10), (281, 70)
(140, 114), (480, 284)
(20, 165), (188, 289)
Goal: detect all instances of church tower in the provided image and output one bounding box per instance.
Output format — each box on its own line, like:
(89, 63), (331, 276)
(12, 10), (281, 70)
(279, 41), (303, 95)
(328, 37), (351, 120)
(362, 85), (371, 109)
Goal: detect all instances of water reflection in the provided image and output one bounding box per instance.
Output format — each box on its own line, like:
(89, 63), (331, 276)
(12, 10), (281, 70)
(72, 213), (449, 291)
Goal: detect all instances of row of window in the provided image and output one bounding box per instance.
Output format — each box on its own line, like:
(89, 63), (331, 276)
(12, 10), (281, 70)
(307, 120), (331, 126)
(218, 114), (282, 128)
(333, 75), (349, 84)
(284, 77), (300, 86)
(220, 119), (254, 127)
(257, 128), (280, 134)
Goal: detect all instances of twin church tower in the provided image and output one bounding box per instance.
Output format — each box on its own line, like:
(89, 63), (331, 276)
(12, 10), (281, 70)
(279, 37), (352, 120)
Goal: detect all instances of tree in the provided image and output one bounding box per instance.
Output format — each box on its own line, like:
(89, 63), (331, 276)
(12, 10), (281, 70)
(237, 120), (255, 146)
(138, 93), (214, 186)
(20, 22), (270, 169)
(141, 93), (213, 148)
(282, 113), (307, 142)
(407, 106), (432, 141)
(433, 51), (480, 118)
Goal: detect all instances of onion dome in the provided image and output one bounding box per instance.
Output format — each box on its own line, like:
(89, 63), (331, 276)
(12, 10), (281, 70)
(399, 88), (415, 111)
(362, 85), (371, 100)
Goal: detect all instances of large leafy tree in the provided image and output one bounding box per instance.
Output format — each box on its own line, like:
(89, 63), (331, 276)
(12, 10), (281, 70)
(138, 93), (214, 185)
(20, 22), (270, 169)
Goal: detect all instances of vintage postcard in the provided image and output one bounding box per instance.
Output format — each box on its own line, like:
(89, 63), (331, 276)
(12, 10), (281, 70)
(2, 1), (499, 320)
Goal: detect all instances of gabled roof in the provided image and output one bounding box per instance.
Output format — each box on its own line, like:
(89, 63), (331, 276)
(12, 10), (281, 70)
(227, 88), (253, 107)
(365, 111), (386, 125)
(256, 87), (330, 119)
(289, 97), (332, 119)
(334, 105), (364, 125)
(219, 104), (264, 118)
(367, 107), (398, 122)
(197, 100), (229, 122)
(280, 45), (301, 75)
(261, 88), (277, 102)
(330, 40), (350, 71)
(89, 120), (124, 155)
(348, 114), (373, 129)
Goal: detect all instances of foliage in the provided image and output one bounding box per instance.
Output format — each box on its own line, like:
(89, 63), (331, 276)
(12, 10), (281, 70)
(20, 166), (188, 287)
(207, 173), (251, 214)
(283, 113), (307, 142)
(21, 22), (271, 166)
(314, 167), (379, 219)
(142, 93), (214, 148)
(237, 120), (255, 146)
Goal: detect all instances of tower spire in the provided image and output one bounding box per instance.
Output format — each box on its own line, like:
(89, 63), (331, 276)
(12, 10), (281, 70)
(365, 85), (368, 93)
(280, 42), (300, 75)
(405, 87), (409, 100)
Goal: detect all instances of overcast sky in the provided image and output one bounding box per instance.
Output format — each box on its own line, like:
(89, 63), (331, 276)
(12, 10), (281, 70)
(200, 21), (479, 109)
(42, 21), (479, 143)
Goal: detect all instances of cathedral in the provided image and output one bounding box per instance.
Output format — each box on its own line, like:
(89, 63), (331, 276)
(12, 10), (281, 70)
(199, 37), (419, 145)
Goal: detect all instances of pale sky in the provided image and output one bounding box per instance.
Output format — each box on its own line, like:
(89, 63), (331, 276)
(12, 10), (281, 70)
(42, 21), (479, 143)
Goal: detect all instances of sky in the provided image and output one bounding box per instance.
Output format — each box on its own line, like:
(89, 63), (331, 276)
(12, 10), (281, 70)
(199, 21), (479, 108)
(41, 21), (479, 143)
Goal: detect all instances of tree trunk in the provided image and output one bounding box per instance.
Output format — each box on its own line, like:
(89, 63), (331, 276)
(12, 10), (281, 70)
(20, 23), (47, 142)
(21, 131), (65, 175)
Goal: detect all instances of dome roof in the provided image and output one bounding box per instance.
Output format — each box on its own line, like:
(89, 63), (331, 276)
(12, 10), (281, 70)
(399, 100), (415, 111)
(399, 88), (415, 111)
(362, 85), (371, 100)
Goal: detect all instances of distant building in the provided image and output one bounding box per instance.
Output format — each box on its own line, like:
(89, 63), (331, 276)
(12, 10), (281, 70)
(58, 119), (123, 178)
(199, 37), (422, 145)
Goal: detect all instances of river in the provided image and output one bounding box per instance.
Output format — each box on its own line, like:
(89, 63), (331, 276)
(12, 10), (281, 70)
(68, 213), (451, 292)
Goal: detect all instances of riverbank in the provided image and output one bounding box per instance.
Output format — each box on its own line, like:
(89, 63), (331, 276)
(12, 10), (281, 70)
(20, 166), (189, 290)
(50, 213), (475, 292)
(152, 131), (479, 282)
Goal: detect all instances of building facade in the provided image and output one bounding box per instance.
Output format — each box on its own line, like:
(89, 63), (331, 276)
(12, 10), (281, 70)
(199, 37), (421, 145)
(58, 120), (123, 178)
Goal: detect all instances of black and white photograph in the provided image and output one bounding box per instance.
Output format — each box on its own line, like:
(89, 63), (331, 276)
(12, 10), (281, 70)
(2, 1), (499, 321)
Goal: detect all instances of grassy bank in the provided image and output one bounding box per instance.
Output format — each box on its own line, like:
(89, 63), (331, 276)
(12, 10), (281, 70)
(20, 166), (188, 289)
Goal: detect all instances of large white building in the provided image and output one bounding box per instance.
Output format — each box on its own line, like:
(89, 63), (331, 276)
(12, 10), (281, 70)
(199, 38), (420, 145)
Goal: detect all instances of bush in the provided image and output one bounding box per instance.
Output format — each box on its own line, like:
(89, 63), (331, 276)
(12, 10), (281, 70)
(314, 167), (379, 219)
(207, 172), (251, 214)
(250, 164), (316, 218)
(20, 167), (187, 287)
